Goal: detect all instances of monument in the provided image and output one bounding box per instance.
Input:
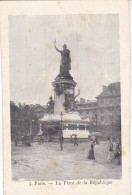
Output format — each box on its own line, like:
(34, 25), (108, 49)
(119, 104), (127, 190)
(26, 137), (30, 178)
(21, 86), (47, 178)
(40, 41), (90, 139)
(52, 41), (77, 114)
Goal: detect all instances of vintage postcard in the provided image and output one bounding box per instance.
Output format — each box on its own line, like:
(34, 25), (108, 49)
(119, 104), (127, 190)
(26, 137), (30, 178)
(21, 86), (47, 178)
(0, 0), (130, 195)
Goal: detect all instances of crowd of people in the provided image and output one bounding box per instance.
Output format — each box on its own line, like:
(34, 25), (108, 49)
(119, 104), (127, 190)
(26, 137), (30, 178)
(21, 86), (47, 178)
(58, 134), (121, 165)
(86, 137), (121, 165)
(107, 138), (121, 164)
(14, 133), (121, 165)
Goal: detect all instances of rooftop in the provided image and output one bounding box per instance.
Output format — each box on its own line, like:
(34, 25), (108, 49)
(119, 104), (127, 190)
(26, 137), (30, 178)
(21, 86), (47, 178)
(40, 112), (90, 123)
(96, 82), (120, 98)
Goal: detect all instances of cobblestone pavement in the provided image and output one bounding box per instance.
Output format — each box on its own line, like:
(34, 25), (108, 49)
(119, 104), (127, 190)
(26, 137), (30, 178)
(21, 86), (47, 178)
(11, 141), (121, 181)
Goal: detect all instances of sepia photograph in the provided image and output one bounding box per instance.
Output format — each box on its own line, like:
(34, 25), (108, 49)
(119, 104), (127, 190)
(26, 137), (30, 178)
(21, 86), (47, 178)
(9, 14), (122, 181)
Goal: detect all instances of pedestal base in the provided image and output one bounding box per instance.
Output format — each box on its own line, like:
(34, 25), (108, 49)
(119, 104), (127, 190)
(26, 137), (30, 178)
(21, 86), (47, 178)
(52, 74), (77, 114)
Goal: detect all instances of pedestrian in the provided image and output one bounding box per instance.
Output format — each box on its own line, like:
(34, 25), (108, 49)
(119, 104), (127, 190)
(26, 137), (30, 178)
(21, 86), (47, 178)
(25, 139), (31, 146)
(27, 141), (31, 146)
(39, 136), (44, 144)
(86, 141), (95, 160)
(70, 135), (73, 143)
(74, 135), (78, 146)
(59, 134), (64, 151)
(107, 138), (114, 163)
(92, 135), (96, 143)
(95, 136), (99, 145)
(114, 139), (121, 164)
(15, 137), (18, 147)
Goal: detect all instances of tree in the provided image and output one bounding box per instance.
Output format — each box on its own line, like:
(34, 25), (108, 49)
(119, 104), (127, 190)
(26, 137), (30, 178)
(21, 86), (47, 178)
(10, 101), (20, 140)
(10, 101), (46, 139)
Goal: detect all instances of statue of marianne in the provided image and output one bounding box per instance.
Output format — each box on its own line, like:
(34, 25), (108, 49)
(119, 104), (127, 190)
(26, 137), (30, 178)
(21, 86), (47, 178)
(53, 40), (71, 76)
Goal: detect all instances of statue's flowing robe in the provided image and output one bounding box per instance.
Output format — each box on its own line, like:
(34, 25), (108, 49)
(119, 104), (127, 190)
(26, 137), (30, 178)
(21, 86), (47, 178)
(60, 49), (71, 75)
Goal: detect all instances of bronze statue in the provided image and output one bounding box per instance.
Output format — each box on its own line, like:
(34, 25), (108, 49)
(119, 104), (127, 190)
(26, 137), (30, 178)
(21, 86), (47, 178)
(53, 40), (71, 76)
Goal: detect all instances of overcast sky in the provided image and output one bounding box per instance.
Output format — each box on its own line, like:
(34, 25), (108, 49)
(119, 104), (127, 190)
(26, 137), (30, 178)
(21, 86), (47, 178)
(9, 14), (120, 105)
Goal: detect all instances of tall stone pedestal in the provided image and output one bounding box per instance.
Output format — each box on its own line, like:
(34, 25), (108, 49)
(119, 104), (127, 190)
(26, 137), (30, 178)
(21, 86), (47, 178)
(52, 74), (76, 114)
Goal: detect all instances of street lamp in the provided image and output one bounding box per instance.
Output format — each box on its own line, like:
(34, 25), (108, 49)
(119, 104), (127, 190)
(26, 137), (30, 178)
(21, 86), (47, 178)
(95, 114), (97, 130)
(60, 112), (63, 135)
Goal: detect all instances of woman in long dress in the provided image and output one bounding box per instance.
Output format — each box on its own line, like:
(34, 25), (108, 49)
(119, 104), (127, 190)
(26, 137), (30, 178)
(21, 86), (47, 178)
(86, 141), (95, 160)
(107, 138), (114, 163)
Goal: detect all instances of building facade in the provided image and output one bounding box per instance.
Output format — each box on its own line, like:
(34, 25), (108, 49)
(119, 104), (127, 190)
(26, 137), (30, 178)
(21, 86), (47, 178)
(76, 82), (121, 136)
(76, 99), (97, 125)
(96, 82), (121, 126)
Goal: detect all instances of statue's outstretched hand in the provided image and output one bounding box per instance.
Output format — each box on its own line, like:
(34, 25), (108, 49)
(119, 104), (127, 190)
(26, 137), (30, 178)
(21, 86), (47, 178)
(53, 40), (56, 46)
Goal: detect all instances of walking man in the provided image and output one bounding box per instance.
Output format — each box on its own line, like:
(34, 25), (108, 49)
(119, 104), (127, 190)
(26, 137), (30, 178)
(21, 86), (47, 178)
(74, 135), (78, 146)
(15, 137), (18, 147)
(114, 139), (121, 165)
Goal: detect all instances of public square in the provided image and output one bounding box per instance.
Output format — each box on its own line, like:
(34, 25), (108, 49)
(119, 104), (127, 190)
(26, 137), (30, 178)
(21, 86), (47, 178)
(11, 141), (121, 181)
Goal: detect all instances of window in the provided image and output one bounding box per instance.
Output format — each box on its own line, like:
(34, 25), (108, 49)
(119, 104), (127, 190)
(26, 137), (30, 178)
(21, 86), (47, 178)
(101, 116), (104, 121)
(109, 109), (113, 115)
(86, 111), (89, 115)
(79, 125), (85, 130)
(118, 107), (121, 115)
(100, 101), (103, 106)
(101, 117), (104, 124)
(105, 100), (109, 106)
(86, 125), (89, 130)
(113, 99), (118, 105)
(109, 100), (113, 106)
(109, 115), (113, 122)
(68, 124), (77, 130)
(100, 110), (104, 114)
(118, 99), (121, 105)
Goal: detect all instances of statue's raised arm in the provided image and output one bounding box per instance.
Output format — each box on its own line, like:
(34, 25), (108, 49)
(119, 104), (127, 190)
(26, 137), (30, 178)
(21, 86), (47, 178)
(53, 41), (62, 53)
